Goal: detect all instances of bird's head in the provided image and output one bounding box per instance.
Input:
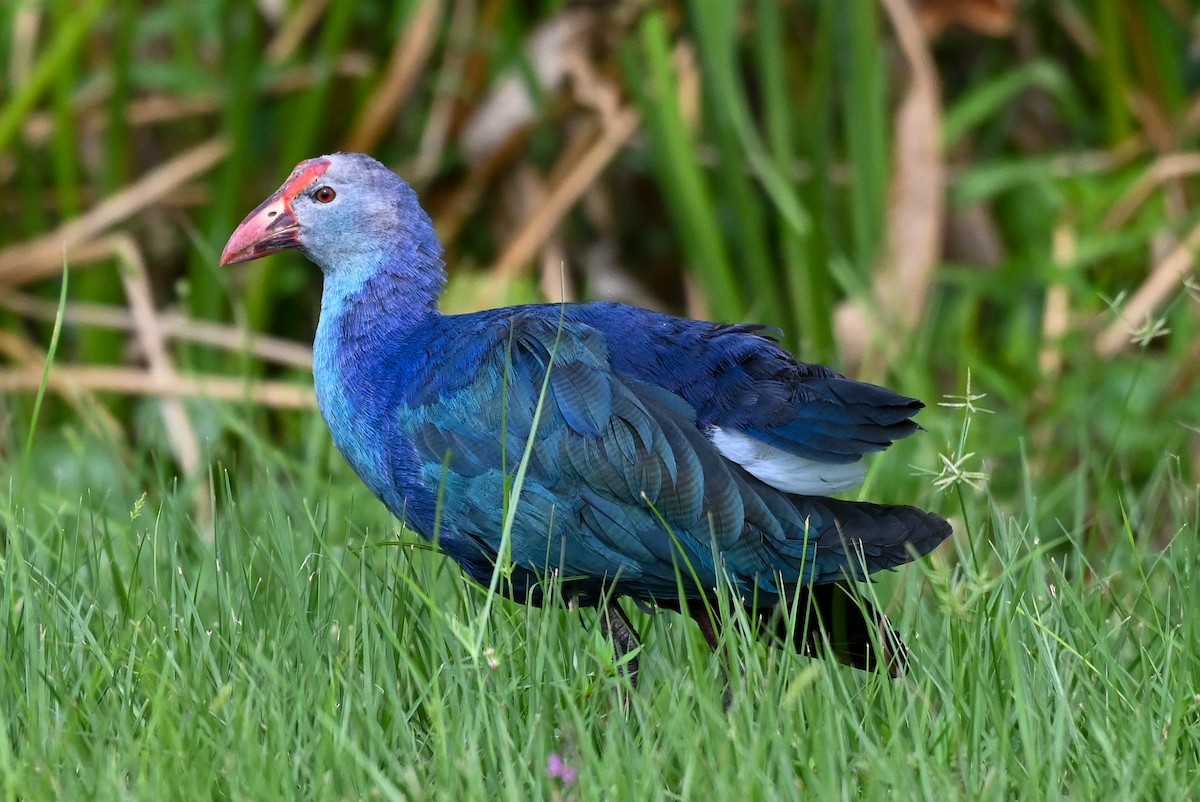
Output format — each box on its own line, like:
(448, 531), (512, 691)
(220, 152), (440, 276)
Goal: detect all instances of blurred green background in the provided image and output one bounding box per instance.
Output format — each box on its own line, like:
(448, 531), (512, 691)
(2, 1), (1198, 490)
(2, 1), (1197, 511)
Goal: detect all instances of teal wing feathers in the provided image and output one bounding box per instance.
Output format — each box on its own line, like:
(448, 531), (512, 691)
(395, 312), (947, 602)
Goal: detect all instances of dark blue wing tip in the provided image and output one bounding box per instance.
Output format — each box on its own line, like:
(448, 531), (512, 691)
(911, 509), (953, 556)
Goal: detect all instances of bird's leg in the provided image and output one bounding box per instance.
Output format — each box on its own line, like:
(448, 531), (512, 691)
(597, 599), (641, 688)
(687, 599), (721, 650)
(686, 600), (734, 709)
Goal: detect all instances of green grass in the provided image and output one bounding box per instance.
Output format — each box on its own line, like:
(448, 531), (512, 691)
(1, 396), (1197, 801)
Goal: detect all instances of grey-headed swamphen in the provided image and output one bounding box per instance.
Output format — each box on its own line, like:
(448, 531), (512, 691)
(221, 153), (952, 684)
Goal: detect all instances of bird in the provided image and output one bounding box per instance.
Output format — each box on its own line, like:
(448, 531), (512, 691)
(221, 152), (952, 684)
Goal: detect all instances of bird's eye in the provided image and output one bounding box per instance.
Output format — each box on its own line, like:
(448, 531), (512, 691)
(314, 186), (336, 203)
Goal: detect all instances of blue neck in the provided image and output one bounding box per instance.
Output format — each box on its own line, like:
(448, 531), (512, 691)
(317, 239), (444, 329)
(312, 244), (444, 502)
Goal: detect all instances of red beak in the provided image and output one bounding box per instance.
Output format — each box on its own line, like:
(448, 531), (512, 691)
(220, 157), (332, 266)
(219, 191), (300, 266)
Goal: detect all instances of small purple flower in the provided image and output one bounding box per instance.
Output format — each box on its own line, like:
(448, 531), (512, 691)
(547, 753), (578, 786)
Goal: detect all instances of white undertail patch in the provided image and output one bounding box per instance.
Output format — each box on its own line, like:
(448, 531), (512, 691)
(708, 426), (865, 495)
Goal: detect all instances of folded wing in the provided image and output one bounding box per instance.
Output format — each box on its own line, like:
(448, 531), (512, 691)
(396, 312), (949, 602)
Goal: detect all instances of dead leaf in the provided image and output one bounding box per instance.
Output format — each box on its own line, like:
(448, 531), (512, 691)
(1095, 218), (1200, 357)
(0, 139), (229, 286)
(343, 0), (444, 153)
(0, 365), (315, 408)
(839, 0), (945, 372)
(916, 0), (1017, 38)
(461, 11), (593, 166)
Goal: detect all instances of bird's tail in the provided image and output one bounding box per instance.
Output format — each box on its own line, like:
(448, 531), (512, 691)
(756, 583), (909, 677)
